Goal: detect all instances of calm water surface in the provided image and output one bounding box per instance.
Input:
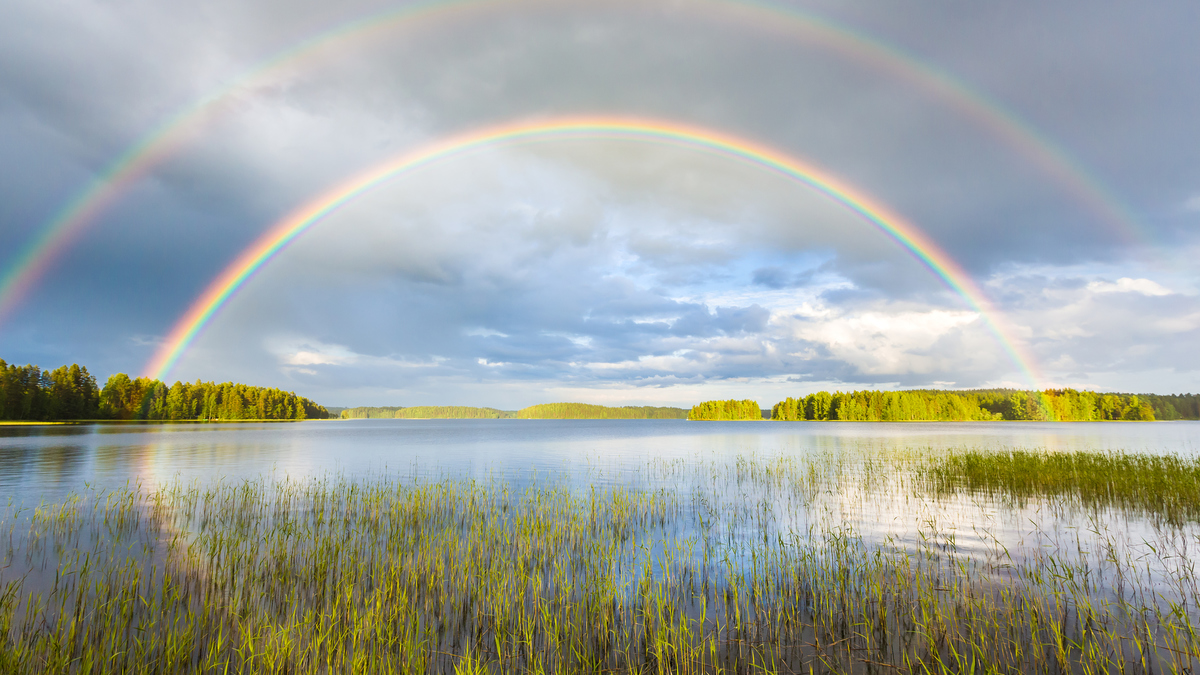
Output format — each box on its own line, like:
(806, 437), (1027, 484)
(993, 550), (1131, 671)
(2, 419), (1197, 505)
(5, 418), (1200, 665)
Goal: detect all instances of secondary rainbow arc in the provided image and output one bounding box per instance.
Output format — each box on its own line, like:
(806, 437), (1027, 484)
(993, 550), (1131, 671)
(0, 0), (1146, 331)
(142, 117), (1044, 392)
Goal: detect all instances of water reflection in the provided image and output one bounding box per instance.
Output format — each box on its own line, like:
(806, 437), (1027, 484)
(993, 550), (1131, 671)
(2, 420), (1198, 505)
(3, 420), (1199, 671)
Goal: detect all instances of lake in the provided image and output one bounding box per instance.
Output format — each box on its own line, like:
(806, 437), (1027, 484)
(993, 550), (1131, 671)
(3, 418), (1197, 504)
(3, 419), (1199, 672)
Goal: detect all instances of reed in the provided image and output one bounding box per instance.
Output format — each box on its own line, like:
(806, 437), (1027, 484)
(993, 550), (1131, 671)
(922, 449), (1200, 525)
(0, 448), (1197, 673)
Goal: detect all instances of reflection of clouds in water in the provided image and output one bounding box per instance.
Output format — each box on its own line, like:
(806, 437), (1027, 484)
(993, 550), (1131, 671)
(2, 420), (1198, 505)
(825, 471), (1194, 598)
(634, 446), (1198, 607)
(4, 414), (1198, 575)
(4, 419), (1198, 644)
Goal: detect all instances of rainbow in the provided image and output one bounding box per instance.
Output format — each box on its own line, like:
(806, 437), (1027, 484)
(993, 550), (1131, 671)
(0, 0), (1144, 329)
(0, 0), (498, 326)
(726, 0), (1144, 242)
(142, 117), (1044, 389)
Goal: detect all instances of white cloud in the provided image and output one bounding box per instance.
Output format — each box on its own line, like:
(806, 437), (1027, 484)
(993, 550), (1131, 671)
(269, 339), (359, 366)
(785, 309), (984, 376)
(1183, 195), (1200, 213)
(268, 338), (447, 370)
(1085, 277), (1172, 296)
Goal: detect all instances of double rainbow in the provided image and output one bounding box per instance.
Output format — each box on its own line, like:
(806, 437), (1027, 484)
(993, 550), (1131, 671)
(0, 0), (1143, 329)
(143, 117), (1042, 388)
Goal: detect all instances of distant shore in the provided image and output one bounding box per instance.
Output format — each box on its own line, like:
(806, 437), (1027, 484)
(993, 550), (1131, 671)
(0, 418), (321, 426)
(338, 403), (689, 421)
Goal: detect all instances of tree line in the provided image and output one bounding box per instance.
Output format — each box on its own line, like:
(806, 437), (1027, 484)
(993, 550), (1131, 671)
(340, 403), (689, 420)
(0, 360), (101, 421)
(0, 359), (329, 421)
(687, 399), (764, 421)
(518, 403), (688, 420)
(771, 390), (996, 422)
(100, 374), (329, 421)
(1131, 393), (1200, 420)
(766, 389), (1196, 422)
(341, 406), (514, 419)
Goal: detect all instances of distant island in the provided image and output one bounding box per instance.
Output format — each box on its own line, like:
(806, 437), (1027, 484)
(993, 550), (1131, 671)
(518, 403), (688, 419)
(341, 405), (513, 419)
(340, 403), (688, 420)
(689, 390), (1200, 421)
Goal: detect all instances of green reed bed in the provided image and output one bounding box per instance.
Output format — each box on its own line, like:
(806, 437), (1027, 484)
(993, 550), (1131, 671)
(921, 450), (1200, 525)
(1, 452), (1198, 674)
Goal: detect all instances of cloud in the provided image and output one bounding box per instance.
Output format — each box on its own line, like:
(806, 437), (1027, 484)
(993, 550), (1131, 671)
(1085, 278), (1173, 297)
(270, 340), (359, 367)
(161, 238), (1200, 406)
(781, 308), (989, 377)
(751, 266), (790, 289)
(997, 267), (1200, 381)
(750, 266), (818, 290)
(2, 0), (1199, 404)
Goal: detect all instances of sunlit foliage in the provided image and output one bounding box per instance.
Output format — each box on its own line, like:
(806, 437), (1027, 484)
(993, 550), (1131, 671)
(1, 359), (329, 421)
(518, 403), (688, 419)
(687, 399), (763, 420)
(99, 375), (329, 421)
(923, 449), (1200, 525)
(0, 360), (100, 421)
(770, 388), (1184, 421)
(0, 360), (101, 417)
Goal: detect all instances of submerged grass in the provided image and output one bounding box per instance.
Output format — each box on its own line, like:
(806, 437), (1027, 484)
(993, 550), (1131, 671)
(0, 450), (1198, 673)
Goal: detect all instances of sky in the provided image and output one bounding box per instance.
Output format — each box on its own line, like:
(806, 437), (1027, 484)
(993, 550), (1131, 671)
(1, 0), (1198, 409)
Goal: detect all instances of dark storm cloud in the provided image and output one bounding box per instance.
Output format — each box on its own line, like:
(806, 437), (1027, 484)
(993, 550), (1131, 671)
(1, 0), (1198, 403)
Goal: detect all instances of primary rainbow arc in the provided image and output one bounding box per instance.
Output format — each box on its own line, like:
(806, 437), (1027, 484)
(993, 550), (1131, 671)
(142, 117), (1044, 390)
(0, 0), (1145, 330)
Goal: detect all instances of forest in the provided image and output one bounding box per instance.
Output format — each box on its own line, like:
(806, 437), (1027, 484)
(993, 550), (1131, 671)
(687, 399), (765, 421)
(0, 360), (100, 421)
(7, 355), (1196, 424)
(768, 389), (1200, 422)
(0, 359), (329, 421)
(517, 403), (688, 419)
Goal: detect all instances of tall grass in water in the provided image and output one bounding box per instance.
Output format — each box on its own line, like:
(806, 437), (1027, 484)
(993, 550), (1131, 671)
(922, 449), (1200, 526)
(0, 452), (1196, 673)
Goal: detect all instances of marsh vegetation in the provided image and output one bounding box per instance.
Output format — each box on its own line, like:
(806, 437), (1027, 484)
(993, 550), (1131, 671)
(2, 446), (1198, 673)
